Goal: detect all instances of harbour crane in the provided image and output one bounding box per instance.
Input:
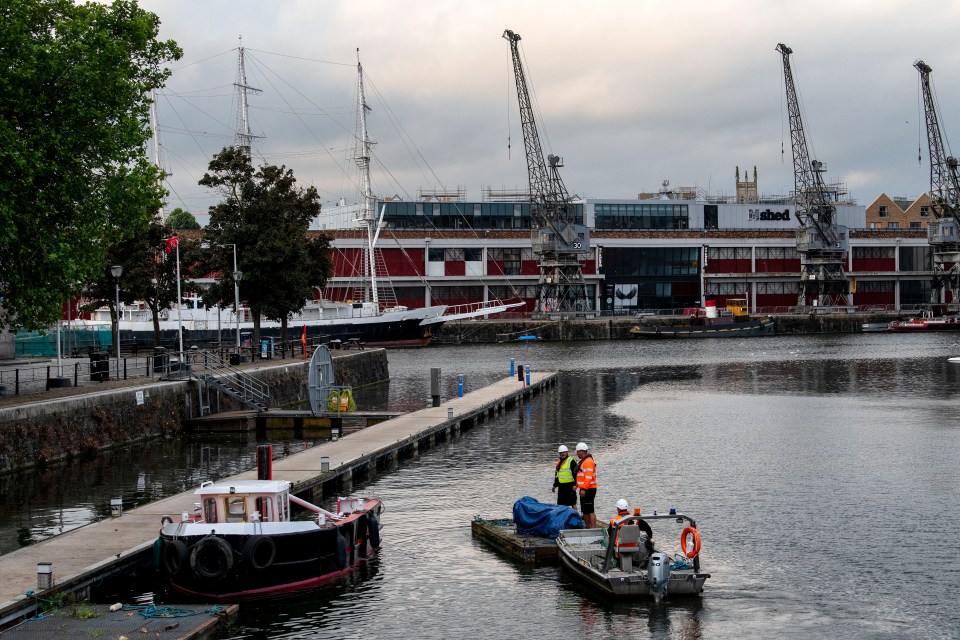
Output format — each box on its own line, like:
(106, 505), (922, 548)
(914, 60), (960, 305)
(503, 29), (590, 316)
(777, 43), (850, 308)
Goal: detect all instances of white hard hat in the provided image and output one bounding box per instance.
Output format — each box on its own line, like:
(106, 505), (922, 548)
(557, 444), (569, 453)
(616, 499), (629, 511)
(576, 442), (588, 451)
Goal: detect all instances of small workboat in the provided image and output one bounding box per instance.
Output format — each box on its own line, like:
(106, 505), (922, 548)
(157, 480), (382, 601)
(630, 297), (774, 339)
(556, 511), (709, 600)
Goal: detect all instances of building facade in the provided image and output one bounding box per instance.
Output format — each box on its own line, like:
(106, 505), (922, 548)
(316, 190), (936, 314)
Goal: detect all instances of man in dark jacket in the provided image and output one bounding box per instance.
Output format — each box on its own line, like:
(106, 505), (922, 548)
(552, 444), (578, 507)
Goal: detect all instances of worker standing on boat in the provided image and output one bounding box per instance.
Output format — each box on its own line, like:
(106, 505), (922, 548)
(552, 445), (578, 507)
(575, 442), (597, 528)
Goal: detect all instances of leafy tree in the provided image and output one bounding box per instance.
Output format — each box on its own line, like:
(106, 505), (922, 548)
(167, 207), (201, 230)
(82, 217), (196, 353)
(200, 147), (332, 350)
(0, 0), (182, 331)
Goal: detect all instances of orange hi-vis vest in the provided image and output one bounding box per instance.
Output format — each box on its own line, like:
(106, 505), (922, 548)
(576, 455), (597, 489)
(609, 512), (635, 549)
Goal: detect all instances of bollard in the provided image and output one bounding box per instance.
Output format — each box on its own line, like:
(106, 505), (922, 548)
(510, 358), (515, 377)
(321, 456), (330, 472)
(430, 367), (441, 407)
(110, 497), (123, 518)
(457, 373), (464, 397)
(525, 364), (531, 387)
(447, 407), (454, 419)
(37, 563), (52, 591)
(257, 444), (273, 480)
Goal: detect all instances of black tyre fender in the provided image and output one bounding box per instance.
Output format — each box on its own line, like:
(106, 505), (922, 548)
(368, 513), (381, 549)
(190, 535), (234, 580)
(241, 535), (276, 571)
(335, 530), (348, 570)
(163, 539), (188, 576)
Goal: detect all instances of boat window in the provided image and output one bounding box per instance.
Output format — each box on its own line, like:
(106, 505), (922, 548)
(225, 496), (246, 523)
(256, 496), (273, 522)
(278, 493), (289, 521)
(203, 498), (218, 523)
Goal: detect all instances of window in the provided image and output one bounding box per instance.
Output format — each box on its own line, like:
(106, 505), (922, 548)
(225, 496), (246, 523)
(203, 498), (218, 523)
(887, 222), (899, 229)
(428, 248), (444, 262)
(464, 248), (482, 261)
(878, 205), (888, 218)
(910, 222), (921, 229)
(920, 206), (930, 217)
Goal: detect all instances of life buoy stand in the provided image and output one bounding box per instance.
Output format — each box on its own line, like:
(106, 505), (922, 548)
(163, 539), (188, 576)
(242, 535), (277, 571)
(680, 527), (701, 559)
(327, 388), (356, 412)
(190, 535), (234, 580)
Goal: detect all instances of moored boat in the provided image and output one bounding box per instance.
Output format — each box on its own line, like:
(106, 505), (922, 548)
(556, 511), (709, 600)
(630, 297), (774, 338)
(157, 480), (382, 601)
(885, 315), (960, 332)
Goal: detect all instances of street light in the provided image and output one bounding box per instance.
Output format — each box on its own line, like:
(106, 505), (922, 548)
(233, 266), (242, 354)
(110, 264), (123, 378)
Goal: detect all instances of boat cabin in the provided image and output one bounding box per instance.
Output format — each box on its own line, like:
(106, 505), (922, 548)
(193, 480), (291, 524)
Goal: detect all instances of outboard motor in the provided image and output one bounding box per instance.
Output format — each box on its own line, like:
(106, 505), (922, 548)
(647, 552), (671, 600)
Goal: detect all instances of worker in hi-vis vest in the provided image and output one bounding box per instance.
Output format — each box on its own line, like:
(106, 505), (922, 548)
(552, 444), (578, 507)
(575, 442), (597, 528)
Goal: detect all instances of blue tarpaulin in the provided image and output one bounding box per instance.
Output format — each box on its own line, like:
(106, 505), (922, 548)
(512, 496), (584, 538)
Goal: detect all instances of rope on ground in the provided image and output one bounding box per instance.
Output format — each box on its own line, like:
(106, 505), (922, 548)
(24, 590), (59, 621)
(123, 604), (226, 618)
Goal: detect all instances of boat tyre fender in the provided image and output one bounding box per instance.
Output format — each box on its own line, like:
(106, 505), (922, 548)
(190, 535), (234, 580)
(335, 530), (348, 570)
(242, 535), (277, 571)
(163, 539), (189, 576)
(368, 512), (381, 549)
(160, 515), (173, 527)
(681, 527), (701, 559)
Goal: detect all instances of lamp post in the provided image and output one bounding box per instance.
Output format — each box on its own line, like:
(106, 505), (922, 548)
(110, 265), (123, 378)
(233, 266), (242, 354)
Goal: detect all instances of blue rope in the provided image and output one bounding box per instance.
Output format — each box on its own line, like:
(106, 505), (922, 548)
(123, 604), (226, 618)
(24, 590), (58, 621)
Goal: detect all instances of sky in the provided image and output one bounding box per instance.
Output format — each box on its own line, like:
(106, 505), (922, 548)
(137, 0), (960, 221)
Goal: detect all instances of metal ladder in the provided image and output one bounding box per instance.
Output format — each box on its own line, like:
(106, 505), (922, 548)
(192, 351), (270, 413)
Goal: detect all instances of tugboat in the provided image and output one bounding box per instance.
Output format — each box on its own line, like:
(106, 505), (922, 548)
(556, 510), (709, 600)
(630, 297), (774, 339)
(157, 480), (382, 601)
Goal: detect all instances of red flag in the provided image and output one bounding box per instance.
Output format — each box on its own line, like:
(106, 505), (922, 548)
(164, 236), (179, 254)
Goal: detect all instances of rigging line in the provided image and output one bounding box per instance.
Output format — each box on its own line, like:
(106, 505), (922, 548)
(159, 89), (235, 147)
(158, 92), (220, 168)
(168, 48), (236, 72)
(246, 48), (353, 67)
(362, 72), (438, 191)
(244, 51), (360, 192)
(506, 42), (512, 161)
(917, 70), (923, 167)
(519, 40), (552, 155)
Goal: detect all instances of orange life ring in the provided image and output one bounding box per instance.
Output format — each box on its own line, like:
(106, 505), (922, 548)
(680, 526), (701, 558)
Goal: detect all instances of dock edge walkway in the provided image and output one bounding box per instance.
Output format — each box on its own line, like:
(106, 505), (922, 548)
(0, 371), (556, 628)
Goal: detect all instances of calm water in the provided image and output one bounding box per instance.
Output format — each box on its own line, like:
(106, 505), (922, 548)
(4, 334), (960, 639)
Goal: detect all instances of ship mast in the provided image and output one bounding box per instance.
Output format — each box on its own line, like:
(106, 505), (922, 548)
(355, 52), (380, 307)
(234, 39), (262, 158)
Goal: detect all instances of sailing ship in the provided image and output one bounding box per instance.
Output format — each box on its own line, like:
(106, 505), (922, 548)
(78, 52), (520, 349)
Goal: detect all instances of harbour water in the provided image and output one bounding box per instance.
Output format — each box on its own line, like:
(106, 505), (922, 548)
(3, 334), (960, 638)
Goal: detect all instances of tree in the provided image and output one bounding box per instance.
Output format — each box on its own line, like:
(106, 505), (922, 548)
(0, 0), (182, 331)
(167, 207), (201, 230)
(200, 147), (332, 350)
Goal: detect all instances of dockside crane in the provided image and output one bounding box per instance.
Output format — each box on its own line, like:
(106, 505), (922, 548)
(914, 60), (960, 305)
(777, 43), (850, 307)
(503, 29), (590, 316)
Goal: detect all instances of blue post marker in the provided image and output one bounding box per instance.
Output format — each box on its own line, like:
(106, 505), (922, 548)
(525, 364), (531, 386)
(457, 373), (464, 397)
(510, 357), (515, 377)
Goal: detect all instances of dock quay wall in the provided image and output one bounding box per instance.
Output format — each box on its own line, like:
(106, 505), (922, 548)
(0, 349), (388, 475)
(434, 313), (902, 343)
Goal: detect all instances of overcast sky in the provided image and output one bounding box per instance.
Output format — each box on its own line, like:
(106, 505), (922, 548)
(138, 0), (960, 220)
